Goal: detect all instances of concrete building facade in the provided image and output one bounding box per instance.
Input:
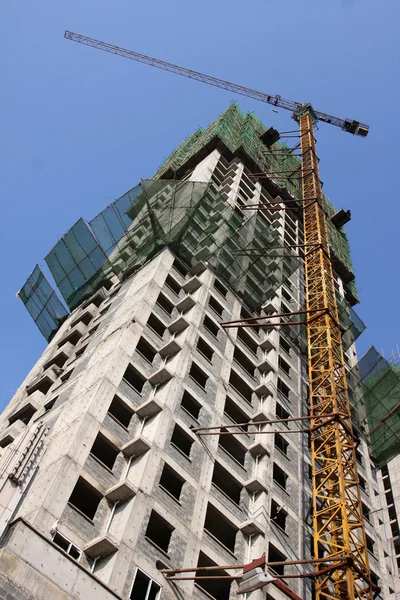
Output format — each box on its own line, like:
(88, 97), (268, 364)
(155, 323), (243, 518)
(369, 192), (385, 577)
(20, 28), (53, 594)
(0, 106), (397, 599)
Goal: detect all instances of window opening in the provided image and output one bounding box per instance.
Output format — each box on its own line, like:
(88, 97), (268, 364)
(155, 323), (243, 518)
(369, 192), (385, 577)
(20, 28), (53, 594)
(195, 553), (231, 600)
(181, 391), (201, 419)
(156, 293), (174, 316)
(9, 405), (37, 426)
(58, 330), (82, 348)
(279, 357), (291, 376)
(136, 337), (157, 364)
(44, 397), (57, 414)
(361, 502), (371, 523)
(61, 369), (73, 383)
(90, 433), (119, 470)
(123, 364), (146, 394)
(218, 430), (246, 466)
(52, 531), (81, 561)
(280, 337), (291, 356)
(241, 307), (259, 334)
(173, 259), (188, 278)
(68, 478), (102, 520)
(229, 370), (253, 404)
(212, 462), (242, 505)
(366, 534), (374, 554)
(159, 463), (184, 501)
(147, 314), (167, 338)
(197, 337), (214, 362)
(165, 275), (181, 296)
(276, 403), (290, 422)
(237, 328), (258, 356)
(270, 499), (288, 531)
(223, 397), (249, 433)
(268, 543), (286, 576)
(72, 311), (93, 327)
(189, 363), (208, 389)
(171, 425), (194, 457)
(203, 315), (219, 338)
(204, 504), (237, 552)
(358, 475), (367, 492)
(208, 296), (224, 318)
(233, 348), (256, 378)
(75, 343), (88, 358)
(277, 378), (290, 400)
(214, 279), (228, 298)
(108, 395), (133, 428)
(130, 569), (161, 600)
(145, 510), (174, 553)
(275, 433), (289, 456)
(273, 463), (288, 490)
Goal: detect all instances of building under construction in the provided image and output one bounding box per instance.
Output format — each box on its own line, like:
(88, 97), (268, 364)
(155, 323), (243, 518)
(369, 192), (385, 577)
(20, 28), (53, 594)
(0, 104), (398, 600)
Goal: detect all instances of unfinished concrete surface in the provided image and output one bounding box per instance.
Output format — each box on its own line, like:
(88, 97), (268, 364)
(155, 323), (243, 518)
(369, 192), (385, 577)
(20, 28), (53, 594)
(1, 108), (398, 599)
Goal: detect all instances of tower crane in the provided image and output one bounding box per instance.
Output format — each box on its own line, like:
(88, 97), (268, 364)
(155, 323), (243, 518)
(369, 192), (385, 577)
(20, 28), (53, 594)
(65, 31), (373, 600)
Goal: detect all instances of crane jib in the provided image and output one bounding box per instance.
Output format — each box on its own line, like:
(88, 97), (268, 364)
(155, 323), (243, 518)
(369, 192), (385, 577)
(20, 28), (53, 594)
(64, 31), (369, 137)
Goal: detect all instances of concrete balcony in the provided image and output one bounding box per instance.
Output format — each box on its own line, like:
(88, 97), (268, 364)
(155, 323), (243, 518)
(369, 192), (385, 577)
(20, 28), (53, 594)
(175, 294), (196, 313)
(257, 355), (275, 374)
(43, 342), (74, 371)
(248, 439), (271, 457)
(254, 372), (275, 398)
(168, 315), (189, 334)
(259, 330), (278, 351)
(244, 476), (269, 495)
(84, 533), (119, 559)
(105, 480), (136, 503)
(0, 420), (26, 447)
(182, 276), (202, 293)
(71, 303), (97, 328)
(58, 321), (87, 348)
(26, 366), (60, 396)
(135, 397), (163, 419)
(148, 366), (173, 387)
(122, 436), (151, 457)
(251, 407), (273, 423)
(8, 395), (41, 427)
(189, 261), (207, 275)
(239, 520), (264, 536)
(159, 338), (181, 358)
(262, 299), (279, 314)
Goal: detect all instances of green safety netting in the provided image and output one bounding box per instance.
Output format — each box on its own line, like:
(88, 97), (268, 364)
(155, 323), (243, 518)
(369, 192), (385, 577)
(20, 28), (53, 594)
(271, 296), (365, 357)
(45, 218), (111, 310)
(156, 103), (358, 304)
(17, 266), (69, 341)
(349, 347), (400, 467)
(337, 294), (366, 352)
(90, 179), (299, 312)
(89, 184), (142, 256)
(207, 216), (299, 311)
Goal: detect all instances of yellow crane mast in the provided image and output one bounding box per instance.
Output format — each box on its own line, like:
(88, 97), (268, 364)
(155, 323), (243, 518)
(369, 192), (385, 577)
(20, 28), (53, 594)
(65, 31), (373, 600)
(299, 108), (372, 600)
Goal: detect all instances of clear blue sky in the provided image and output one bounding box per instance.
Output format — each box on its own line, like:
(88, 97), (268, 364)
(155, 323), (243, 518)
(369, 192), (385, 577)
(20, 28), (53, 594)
(1, 0), (399, 409)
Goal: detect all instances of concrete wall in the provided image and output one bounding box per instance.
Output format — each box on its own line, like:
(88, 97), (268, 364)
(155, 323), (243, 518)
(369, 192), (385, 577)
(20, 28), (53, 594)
(0, 151), (394, 600)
